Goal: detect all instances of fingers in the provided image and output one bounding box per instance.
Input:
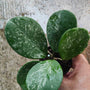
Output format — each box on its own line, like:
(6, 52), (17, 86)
(59, 54), (90, 90)
(61, 54), (88, 80)
(68, 54), (89, 78)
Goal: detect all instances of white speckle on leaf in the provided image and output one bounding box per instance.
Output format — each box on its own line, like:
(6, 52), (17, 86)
(51, 85), (53, 88)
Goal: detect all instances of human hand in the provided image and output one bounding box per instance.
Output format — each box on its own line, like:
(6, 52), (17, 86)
(59, 54), (90, 90)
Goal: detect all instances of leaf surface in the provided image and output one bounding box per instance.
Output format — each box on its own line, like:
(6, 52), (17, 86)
(47, 10), (77, 52)
(17, 61), (39, 90)
(5, 17), (47, 59)
(59, 28), (89, 60)
(26, 60), (63, 90)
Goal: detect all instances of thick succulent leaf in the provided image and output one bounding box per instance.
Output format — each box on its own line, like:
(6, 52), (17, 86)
(5, 16), (47, 59)
(17, 61), (39, 90)
(47, 10), (77, 52)
(26, 60), (63, 90)
(59, 28), (89, 60)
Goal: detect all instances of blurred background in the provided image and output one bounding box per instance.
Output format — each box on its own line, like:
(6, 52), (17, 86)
(0, 0), (90, 90)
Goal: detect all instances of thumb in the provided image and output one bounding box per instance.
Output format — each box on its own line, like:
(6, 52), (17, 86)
(72, 54), (88, 69)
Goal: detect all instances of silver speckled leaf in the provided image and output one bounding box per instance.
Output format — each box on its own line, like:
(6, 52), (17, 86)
(59, 28), (89, 60)
(17, 61), (39, 90)
(5, 16), (47, 59)
(26, 60), (63, 90)
(47, 10), (77, 52)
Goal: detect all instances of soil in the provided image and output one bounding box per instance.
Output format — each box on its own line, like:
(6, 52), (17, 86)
(40, 46), (72, 75)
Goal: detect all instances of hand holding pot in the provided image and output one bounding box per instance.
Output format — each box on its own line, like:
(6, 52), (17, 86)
(59, 54), (90, 90)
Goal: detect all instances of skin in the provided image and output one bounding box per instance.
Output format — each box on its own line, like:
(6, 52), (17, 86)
(59, 54), (90, 90)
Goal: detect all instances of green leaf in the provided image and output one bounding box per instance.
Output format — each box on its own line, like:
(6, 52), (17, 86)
(17, 61), (39, 90)
(59, 28), (89, 60)
(26, 60), (63, 90)
(47, 10), (77, 52)
(5, 16), (47, 59)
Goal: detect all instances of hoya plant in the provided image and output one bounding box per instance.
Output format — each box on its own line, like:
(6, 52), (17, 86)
(5, 10), (89, 90)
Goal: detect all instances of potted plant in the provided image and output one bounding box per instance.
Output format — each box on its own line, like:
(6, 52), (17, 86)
(4, 10), (89, 90)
